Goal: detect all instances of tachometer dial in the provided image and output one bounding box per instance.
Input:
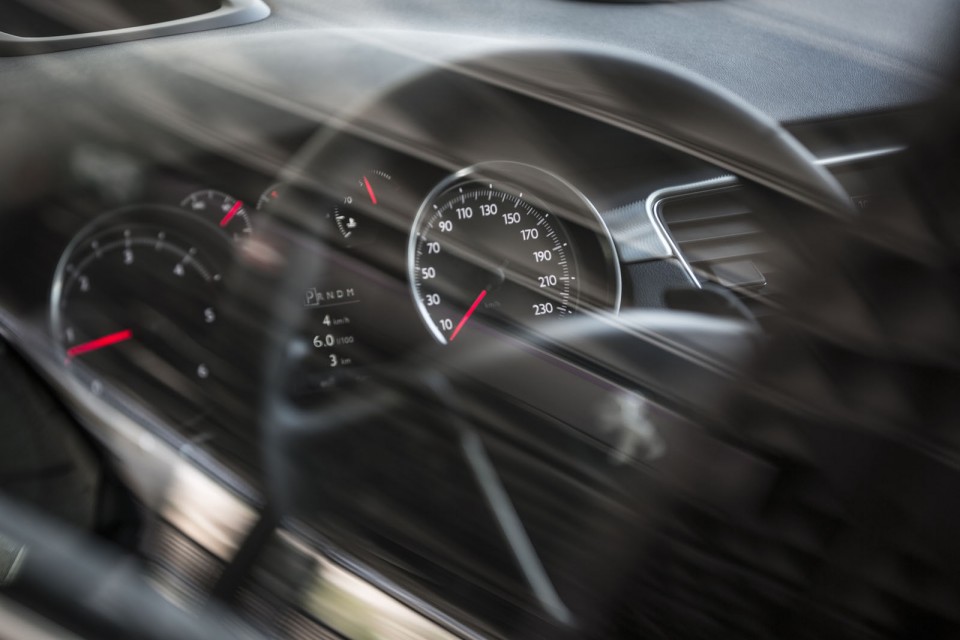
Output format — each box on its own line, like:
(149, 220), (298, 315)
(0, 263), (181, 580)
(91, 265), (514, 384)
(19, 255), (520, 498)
(51, 206), (229, 421)
(181, 189), (252, 241)
(409, 163), (620, 344)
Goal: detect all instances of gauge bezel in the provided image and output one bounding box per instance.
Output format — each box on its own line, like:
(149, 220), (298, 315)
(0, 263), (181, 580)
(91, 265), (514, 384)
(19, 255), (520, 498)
(407, 161), (622, 344)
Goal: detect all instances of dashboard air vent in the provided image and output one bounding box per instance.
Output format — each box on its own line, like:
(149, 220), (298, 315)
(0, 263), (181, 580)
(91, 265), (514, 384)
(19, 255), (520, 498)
(657, 184), (776, 308)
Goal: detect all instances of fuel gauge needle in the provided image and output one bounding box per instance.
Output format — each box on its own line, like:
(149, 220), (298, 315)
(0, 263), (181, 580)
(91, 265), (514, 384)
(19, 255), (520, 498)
(449, 290), (487, 342)
(363, 176), (378, 205)
(66, 329), (133, 360)
(219, 200), (244, 227)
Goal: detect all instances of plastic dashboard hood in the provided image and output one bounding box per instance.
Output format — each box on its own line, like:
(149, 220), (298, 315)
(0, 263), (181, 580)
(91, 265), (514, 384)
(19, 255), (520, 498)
(67, 28), (850, 218)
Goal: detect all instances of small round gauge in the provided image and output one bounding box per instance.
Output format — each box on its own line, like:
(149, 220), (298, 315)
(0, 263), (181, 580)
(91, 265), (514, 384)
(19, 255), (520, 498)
(409, 163), (620, 345)
(51, 206), (229, 419)
(257, 182), (285, 212)
(181, 189), (252, 241)
(330, 170), (394, 245)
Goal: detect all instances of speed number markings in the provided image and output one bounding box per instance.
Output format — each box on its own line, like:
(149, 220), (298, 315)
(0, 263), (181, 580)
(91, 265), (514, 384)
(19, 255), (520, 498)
(410, 181), (578, 344)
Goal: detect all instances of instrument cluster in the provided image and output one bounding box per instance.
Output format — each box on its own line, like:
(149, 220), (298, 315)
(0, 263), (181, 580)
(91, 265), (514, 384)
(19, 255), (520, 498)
(47, 143), (625, 459)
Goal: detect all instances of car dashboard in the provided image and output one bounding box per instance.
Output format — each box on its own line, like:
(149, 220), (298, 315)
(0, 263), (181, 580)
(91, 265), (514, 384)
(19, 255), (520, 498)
(0, 4), (951, 640)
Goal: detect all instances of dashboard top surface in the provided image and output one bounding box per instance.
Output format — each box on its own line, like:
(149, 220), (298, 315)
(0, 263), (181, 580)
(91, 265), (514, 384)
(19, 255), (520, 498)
(4, 0), (958, 124)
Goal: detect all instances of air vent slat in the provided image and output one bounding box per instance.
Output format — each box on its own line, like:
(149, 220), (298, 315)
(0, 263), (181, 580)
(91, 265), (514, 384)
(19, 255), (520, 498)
(699, 258), (767, 289)
(670, 219), (763, 243)
(680, 236), (770, 264)
(662, 206), (753, 225)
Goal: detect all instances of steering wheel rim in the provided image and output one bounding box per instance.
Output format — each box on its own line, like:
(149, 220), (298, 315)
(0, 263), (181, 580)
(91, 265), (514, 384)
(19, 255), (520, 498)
(253, 43), (854, 638)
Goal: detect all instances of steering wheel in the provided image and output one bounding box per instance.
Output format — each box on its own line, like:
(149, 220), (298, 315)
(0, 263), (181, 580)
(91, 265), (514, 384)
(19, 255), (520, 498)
(250, 45), (870, 640)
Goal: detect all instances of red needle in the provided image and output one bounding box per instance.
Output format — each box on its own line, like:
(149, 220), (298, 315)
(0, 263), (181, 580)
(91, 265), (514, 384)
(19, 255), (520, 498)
(219, 200), (243, 227)
(66, 329), (133, 359)
(449, 290), (487, 342)
(363, 176), (378, 205)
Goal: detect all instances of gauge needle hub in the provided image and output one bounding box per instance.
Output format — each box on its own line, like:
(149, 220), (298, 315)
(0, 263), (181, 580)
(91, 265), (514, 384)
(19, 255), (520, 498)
(66, 329), (133, 359)
(219, 200), (244, 227)
(450, 290), (487, 342)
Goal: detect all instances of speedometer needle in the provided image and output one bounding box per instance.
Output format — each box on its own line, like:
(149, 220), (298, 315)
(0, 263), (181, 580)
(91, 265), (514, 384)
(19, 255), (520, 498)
(66, 329), (133, 359)
(449, 290), (487, 342)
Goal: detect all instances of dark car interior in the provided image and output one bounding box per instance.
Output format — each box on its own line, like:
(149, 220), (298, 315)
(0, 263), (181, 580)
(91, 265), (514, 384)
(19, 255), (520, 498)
(2, 1), (960, 639)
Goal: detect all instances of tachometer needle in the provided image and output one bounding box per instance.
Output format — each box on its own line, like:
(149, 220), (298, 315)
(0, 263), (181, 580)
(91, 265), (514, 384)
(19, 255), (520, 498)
(449, 290), (487, 342)
(363, 176), (378, 205)
(66, 329), (133, 359)
(219, 200), (244, 227)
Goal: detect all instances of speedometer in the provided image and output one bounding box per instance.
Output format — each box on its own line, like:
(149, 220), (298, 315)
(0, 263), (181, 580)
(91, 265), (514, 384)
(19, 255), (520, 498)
(409, 162), (620, 344)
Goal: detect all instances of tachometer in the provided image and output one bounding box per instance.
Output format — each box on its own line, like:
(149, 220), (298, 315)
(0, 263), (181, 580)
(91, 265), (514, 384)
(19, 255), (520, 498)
(409, 162), (620, 344)
(51, 206), (231, 421)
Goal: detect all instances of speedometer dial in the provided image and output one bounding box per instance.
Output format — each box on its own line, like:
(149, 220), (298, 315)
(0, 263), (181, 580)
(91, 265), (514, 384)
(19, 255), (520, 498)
(409, 163), (620, 344)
